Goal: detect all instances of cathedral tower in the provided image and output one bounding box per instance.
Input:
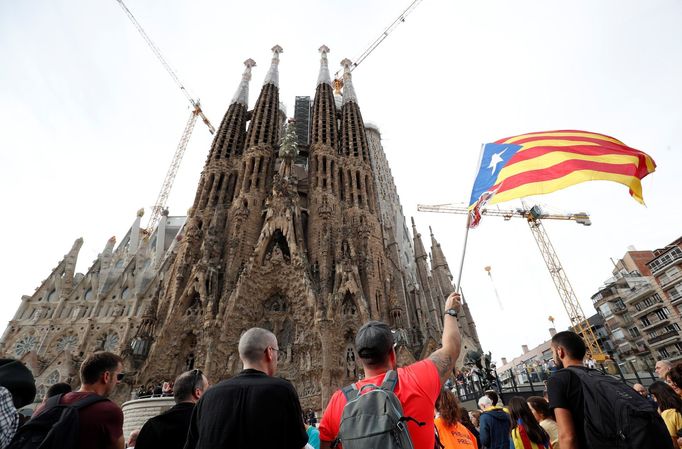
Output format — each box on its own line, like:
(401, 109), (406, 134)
(0, 47), (481, 411)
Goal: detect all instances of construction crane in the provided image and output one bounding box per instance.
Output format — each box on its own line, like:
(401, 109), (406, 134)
(333, 0), (424, 93)
(114, 0), (215, 232)
(417, 203), (607, 361)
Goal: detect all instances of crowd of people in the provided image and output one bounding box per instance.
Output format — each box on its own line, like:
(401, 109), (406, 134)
(1, 291), (682, 449)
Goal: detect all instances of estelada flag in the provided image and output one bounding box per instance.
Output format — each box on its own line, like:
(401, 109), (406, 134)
(468, 130), (656, 228)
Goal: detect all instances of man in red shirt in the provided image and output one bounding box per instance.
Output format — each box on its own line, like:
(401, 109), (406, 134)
(319, 292), (462, 449)
(35, 351), (125, 449)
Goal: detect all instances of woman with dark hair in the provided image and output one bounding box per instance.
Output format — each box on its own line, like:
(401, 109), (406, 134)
(650, 380), (682, 449)
(434, 388), (478, 448)
(526, 396), (559, 449)
(508, 396), (550, 449)
(460, 407), (481, 448)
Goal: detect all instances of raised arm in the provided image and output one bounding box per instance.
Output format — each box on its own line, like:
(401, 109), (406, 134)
(428, 292), (463, 385)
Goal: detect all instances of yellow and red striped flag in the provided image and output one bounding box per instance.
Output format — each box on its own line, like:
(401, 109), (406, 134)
(468, 130), (656, 227)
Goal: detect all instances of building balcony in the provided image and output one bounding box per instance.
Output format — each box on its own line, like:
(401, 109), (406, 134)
(632, 300), (664, 318)
(649, 248), (682, 275)
(641, 316), (672, 332)
(647, 330), (680, 348)
(623, 283), (655, 304)
(669, 291), (682, 306)
(659, 270), (682, 290)
(612, 304), (628, 315)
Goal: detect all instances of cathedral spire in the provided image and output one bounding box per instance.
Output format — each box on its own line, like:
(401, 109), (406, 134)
(429, 226), (448, 270)
(230, 58), (256, 106)
(245, 46), (282, 148)
(263, 45), (283, 87)
(317, 45), (331, 86)
(340, 58), (358, 105)
(310, 46), (338, 148)
(411, 217), (427, 260)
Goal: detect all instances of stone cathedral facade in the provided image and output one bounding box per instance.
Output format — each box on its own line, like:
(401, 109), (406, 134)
(0, 46), (480, 410)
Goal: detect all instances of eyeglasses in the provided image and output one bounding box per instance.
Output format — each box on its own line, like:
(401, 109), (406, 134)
(116, 372), (125, 382)
(266, 346), (280, 354)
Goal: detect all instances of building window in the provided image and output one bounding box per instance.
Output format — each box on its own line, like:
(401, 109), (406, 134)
(56, 335), (78, 352)
(656, 309), (670, 321)
(121, 288), (132, 300)
(641, 317), (651, 327)
(628, 327), (640, 338)
(47, 289), (58, 302)
(46, 370), (60, 385)
(659, 348), (671, 358)
(84, 288), (94, 301)
(14, 335), (38, 357)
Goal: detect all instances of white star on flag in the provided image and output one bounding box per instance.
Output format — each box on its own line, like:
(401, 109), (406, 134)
(488, 147), (507, 174)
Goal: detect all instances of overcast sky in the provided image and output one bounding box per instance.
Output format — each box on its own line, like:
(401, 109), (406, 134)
(1, 0), (681, 365)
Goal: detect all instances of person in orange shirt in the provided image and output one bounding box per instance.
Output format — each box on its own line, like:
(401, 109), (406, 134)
(435, 387), (478, 449)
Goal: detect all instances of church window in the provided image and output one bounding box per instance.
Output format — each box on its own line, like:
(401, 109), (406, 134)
(46, 370), (60, 385)
(356, 172), (363, 207)
(121, 288), (132, 300)
(98, 332), (119, 352)
(115, 259), (124, 268)
(47, 289), (58, 302)
(84, 288), (94, 301)
(14, 335), (37, 357)
(339, 169), (345, 201)
(56, 335), (78, 352)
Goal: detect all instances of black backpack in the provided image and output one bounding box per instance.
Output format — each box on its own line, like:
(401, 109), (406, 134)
(566, 366), (673, 449)
(7, 393), (108, 449)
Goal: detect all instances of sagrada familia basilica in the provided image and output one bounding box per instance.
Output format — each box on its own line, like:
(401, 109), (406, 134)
(0, 46), (481, 409)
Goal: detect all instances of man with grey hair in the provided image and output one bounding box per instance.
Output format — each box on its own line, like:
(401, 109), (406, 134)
(656, 359), (672, 379)
(136, 369), (208, 449)
(184, 328), (308, 449)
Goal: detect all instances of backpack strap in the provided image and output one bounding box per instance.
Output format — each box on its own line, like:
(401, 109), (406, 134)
(380, 369), (398, 392)
(341, 383), (359, 402)
(69, 393), (109, 409)
(42, 393), (64, 412)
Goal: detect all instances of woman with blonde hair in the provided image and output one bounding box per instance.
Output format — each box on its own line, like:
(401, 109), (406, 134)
(435, 388), (478, 448)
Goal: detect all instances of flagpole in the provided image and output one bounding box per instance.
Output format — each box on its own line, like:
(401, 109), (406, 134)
(455, 143), (486, 294)
(455, 215), (471, 293)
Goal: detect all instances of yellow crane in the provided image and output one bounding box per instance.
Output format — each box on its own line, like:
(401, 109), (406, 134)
(417, 203), (607, 361)
(114, 0), (216, 233)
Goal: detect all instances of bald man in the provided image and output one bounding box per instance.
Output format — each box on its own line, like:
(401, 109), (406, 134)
(184, 328), (308, 449)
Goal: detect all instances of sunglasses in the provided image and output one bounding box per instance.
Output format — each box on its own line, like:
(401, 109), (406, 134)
(191, 368), (203, 388)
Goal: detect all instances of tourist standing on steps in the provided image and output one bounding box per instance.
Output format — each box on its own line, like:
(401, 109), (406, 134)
(135, 369), (209, 449)
(319, 292), (463, 449)
(34, 351), (125, 449)
(184, 328), (308, 449)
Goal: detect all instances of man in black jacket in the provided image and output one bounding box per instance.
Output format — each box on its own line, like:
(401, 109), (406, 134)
(184, 327), (308, 449)
(135, 369), (209, 449)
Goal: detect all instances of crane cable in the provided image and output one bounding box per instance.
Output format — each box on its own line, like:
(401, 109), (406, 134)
(114, 0), (215, 134)
(334, 0), (424, 81)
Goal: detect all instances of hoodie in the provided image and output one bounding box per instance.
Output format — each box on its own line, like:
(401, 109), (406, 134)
(479, 407), (511, 449)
